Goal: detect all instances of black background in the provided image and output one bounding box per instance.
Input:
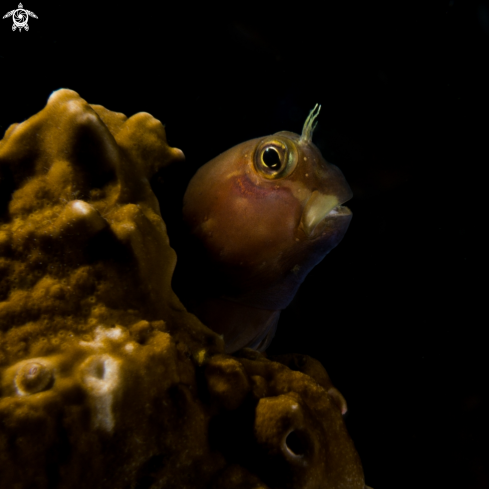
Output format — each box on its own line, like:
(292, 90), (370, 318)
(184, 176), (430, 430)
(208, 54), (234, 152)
(1, 2), (487, 488)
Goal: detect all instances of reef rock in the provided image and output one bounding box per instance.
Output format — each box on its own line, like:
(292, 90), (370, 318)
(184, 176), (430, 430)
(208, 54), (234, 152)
(0, 89), (366, 488)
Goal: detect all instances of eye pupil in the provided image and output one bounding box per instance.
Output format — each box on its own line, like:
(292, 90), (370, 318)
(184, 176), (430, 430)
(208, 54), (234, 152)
(262, 147), (281, 169)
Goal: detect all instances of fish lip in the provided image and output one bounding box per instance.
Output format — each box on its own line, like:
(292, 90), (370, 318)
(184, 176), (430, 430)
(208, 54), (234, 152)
(299, 191), (352, 238)
(326, 204), (352, 217)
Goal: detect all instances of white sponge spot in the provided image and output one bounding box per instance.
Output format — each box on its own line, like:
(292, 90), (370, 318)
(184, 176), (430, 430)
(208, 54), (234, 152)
(79, 326), (126, 350)
(80, 354), (120, 432)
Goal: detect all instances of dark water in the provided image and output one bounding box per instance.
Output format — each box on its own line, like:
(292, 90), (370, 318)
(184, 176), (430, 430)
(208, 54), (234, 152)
(1, 2), (487, 488)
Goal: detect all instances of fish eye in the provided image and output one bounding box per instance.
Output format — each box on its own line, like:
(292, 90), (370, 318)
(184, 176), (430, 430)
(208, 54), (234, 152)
(254, 138), (298, 179)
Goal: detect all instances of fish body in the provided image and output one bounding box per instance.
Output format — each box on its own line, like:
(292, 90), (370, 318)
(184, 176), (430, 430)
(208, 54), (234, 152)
(181, 107), (352, 353)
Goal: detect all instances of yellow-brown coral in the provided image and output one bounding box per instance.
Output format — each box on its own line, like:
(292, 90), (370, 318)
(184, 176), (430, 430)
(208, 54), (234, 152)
(0, 89), (366, 488)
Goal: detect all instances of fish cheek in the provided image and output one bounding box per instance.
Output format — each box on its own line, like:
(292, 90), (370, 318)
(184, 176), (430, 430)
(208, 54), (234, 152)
(200, 177), (301, 268)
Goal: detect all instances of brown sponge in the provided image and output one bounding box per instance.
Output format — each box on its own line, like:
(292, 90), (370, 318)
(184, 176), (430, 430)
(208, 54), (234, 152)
(0, 89), (365, 489)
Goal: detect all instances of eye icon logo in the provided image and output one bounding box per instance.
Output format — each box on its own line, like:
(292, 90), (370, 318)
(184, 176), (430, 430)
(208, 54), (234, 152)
(3, 3), (38, 31)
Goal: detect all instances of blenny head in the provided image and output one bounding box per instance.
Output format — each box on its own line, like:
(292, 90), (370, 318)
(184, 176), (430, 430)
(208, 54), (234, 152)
(181, 105), (352, 350)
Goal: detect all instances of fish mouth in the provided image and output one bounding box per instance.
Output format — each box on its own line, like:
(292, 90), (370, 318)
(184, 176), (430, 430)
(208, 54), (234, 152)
(300, 190), (352, 238)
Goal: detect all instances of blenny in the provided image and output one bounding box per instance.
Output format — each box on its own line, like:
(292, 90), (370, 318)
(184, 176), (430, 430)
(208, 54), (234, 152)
(179, 106), (352, 353)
